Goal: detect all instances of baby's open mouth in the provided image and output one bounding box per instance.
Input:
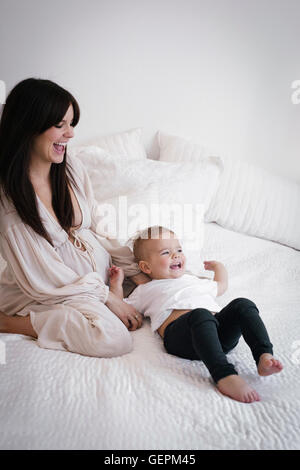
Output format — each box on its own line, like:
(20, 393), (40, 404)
(170, 262), (182, 270)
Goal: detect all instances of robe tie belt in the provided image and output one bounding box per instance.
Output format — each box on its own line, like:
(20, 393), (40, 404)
(69, 229), (97, 272)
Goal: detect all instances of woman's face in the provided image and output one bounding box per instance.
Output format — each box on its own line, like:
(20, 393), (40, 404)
(30, 104), (75, 166)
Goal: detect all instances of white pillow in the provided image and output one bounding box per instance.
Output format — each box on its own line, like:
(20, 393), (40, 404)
(72, 146), (222, 271)
(93, 185), (205, 276)
(69, 127), (147, 161)
(206, 156), (300, 250)
(72, 146), (223, 213)
(158, 130), (219, 163)
(93, 185), (159, 241)
(157, 130), (300, 250)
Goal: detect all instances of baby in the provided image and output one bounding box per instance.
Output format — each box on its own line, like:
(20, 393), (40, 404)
(109, 225), (283, 404)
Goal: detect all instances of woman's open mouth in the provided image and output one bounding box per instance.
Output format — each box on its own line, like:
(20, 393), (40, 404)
(53, 142), (67, 155)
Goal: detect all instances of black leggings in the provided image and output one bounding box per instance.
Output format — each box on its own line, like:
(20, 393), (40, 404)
(163, 298), (273, 383)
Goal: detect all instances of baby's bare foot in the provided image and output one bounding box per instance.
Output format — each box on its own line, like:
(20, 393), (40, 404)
(217, 375), (260, 403)
(108, 265), (125, 299)
(257, 353), (283, 376)
(109, 266), (124, 285)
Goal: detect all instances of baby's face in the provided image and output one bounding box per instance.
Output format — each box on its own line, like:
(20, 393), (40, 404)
(139, 234), (186, 280)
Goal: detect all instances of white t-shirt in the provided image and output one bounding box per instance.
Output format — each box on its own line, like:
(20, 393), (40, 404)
(124, 273), (220, 332)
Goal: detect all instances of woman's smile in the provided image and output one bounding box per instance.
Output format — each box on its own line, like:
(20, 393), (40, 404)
(53, 142), (67, 155)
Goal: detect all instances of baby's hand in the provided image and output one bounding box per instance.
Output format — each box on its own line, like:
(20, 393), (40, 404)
(204, 260), (228, 296)
(108, 265), (125, 286)
(204, 260), (219, 271)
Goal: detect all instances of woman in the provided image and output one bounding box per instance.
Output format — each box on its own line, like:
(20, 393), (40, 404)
(0, 78), (147, 357)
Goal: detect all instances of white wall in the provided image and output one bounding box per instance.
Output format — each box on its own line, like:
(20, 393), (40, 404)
(1, 0), (299, 181)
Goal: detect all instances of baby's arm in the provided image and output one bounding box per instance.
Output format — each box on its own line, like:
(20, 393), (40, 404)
(108, 265), (125, 300)
(204, 261), (228, 296)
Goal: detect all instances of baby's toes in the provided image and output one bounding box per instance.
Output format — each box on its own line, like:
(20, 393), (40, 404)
(274, 359), (283, 371)
(109, 270), (118, 280)
(248, 391), (260, 403)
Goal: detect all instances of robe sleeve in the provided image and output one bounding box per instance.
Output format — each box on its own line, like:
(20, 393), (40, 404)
(0, 223), (109, 305)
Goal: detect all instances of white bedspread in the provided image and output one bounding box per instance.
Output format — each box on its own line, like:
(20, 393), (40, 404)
(1, 223), (300, 450)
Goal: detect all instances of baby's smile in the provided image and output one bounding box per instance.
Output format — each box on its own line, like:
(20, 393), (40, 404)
(169, 261), (183, 270)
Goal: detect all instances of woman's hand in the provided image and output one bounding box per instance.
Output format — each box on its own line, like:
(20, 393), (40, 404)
(105, 291), (143, 331)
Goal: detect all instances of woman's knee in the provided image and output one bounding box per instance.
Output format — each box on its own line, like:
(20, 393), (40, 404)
(109, 329), (133, 357)
(29, 303), (134, 358)
(90, 323), (133, 358)
(72, 302), (134, 358)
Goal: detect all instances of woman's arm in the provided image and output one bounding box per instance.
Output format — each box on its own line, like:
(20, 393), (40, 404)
(105, 291), (143, 331)
(107, 265), (143, 331)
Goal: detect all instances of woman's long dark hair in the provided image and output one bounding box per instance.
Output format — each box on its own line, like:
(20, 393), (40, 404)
(0, 78), (80, 246)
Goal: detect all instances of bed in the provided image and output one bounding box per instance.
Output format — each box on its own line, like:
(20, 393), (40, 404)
(0, 129), (299, 450)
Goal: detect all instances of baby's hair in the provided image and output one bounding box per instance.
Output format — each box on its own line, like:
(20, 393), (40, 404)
(133, 225), (175, 262)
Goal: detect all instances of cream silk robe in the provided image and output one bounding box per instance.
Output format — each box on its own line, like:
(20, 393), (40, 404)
(0, 155), (141, 357)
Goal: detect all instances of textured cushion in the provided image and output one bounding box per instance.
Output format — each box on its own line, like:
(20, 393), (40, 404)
(69, 127), (147, 161)
(94, 185), (205, 275)
(158, 130), (219, 163)
(72, 146), (223, 214)
(71, 146), (223, 266)
(157, 130), (300, 250)
(206, 157), (300, 250)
